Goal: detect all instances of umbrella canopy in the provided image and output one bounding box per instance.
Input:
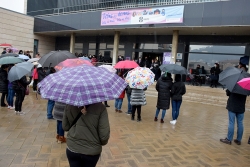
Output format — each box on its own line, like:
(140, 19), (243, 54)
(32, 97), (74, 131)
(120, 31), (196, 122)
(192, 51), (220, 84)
(125, 67), (155, 89)
(38, 50), (77, 67)
(237, 78), (250, 90)
(55, 58), (93, 71)
(28, 58), (39, 63)
(38, 65), (127, 106)
(159, 64), (187, 74)
(8, 48), (19, 53)
(99, 65), (117, 73)
(114, 60), (139, 69)
(219, 67), (250, 95)
(0, 56), (23, 65)
(19, 54), (30, 60)
(8, 62), (34, 82)
(0, 43), (12, 48)
(0, 53), (19, 58)
(79, 57), (91, 62)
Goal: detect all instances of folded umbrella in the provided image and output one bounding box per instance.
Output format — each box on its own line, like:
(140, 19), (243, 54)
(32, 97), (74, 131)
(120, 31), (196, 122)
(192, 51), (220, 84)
(38, 50), (77, 67)
(28, 58), (39, 63)
(19, 54), (30, 60)
(159, 64), (187, 74)
(125, 67), (155, 89)
(8, 62), (34, 82)
(55, 58), (93, 71)
(38, 65), (127, 106)
(114, 60), (139, 69)
(0, 56), (23, 65)
(99, 65), (117, 73)
(219, 67), (250, 95)
(237, 78), (250, 90)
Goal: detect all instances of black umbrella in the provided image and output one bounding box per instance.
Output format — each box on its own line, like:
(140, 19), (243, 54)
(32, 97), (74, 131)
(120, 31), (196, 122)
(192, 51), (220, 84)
(159, 64), (187, 75)
(38, 50), (77, 67)
(219, 67), (250, 95)
(0, 53), (19, 58)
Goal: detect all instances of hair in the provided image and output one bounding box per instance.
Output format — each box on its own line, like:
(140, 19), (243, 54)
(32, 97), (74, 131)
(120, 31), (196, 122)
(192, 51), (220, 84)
(19, 50), (23, 54)
(175, 74), (181, 82)
(118, 72), (123, 77)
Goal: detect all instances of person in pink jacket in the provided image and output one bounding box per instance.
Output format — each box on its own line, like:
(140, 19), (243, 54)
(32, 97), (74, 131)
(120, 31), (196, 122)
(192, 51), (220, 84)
(32, 66), (38, 92)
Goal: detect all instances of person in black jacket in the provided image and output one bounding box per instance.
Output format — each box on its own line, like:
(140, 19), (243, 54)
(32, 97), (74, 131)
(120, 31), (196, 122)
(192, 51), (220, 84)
(37, 67), (46, 83)
(154, 73), (172, 123)
(210, 63), (221, 88)
(220, 90), (247, 145)
(170, 74), (186, 125)
(0, 65), (9, 107)
(12, 76), (30, 115)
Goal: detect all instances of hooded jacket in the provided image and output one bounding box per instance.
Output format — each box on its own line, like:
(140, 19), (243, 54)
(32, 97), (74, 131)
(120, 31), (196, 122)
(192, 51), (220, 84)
(226, 90), (246, 113)
(171, 81), (186, 101)
(130, 88), (147, 106)
(156, 75), (172, 109)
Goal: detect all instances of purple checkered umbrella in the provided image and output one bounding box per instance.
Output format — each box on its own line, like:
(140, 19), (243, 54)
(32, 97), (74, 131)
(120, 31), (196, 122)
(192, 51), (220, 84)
(38, 65), (127, 106)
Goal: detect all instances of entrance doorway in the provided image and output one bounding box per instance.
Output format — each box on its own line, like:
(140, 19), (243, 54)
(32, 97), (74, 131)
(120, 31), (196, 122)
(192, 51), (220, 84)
(142, 52), (163, 64)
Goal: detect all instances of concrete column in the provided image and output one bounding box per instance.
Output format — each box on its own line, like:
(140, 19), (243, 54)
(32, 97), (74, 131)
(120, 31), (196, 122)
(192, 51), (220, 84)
(245, 44), (250, 73)
(171, 30), (179, 64)
(112, 31), (120, 65)
(70, 33), (75, 54)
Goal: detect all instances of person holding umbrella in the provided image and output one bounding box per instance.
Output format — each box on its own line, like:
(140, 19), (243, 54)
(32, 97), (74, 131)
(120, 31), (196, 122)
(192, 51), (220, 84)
(0, 65), (9, 107)
(154, 72), (173, 123)
(115, 72), (125, 113)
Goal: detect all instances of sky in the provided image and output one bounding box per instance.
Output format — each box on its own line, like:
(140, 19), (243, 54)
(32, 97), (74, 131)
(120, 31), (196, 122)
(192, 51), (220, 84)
(0, 0), (25, 13)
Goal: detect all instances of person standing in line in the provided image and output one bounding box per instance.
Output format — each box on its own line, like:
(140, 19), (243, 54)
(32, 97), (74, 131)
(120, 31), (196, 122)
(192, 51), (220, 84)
(54, 102), (67, 143)
(32, 66), (38, 92)
(220, 89), (247, 145)
(115, 72), (125, 113)
(125, 85), (132, 115)
(7, 65), (15, 110)
(0, 65), (9, 107)
(210, 63), (220, 88)
(1, 48), (7, 54)
(46, 67), (56, 119)
(63, 103), (110, 167)
(130, 88), (147, 122)
(170, 74), (186, 125)
(154, 73), (172, 123)
(12, 76), (30, 115)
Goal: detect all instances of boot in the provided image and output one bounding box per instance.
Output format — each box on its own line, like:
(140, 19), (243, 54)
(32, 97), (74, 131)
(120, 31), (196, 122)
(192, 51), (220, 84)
(118, 110), (122, 113)
(56, 134), (59, 141)
(104, 101), (110, 107)
(160, 119), (164, 123)
(154, 117), (158, 121)
(58, 136), (66, 144)
(131, 116), (134, 120)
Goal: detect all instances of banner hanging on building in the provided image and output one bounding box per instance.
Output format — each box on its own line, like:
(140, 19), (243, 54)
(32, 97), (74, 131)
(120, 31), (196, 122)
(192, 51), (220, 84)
(101, 5), (184, 26)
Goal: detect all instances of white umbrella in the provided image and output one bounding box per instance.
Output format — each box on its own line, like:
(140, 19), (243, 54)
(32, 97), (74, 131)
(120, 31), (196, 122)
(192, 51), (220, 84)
(19, 54), (30, 60)
(99, 65), (117, 73)
(28, 58), (39, 63)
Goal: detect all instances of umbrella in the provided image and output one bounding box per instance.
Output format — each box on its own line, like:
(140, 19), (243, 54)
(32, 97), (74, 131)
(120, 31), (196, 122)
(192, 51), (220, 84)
(38, 50), (77, 67)
(219, 67), (250, 95)
(0, 56), (23, 65)
(114, 60), (139, 69)
(54, 58), (93, 71)
(0, 43), (12, 48)
(33, 62), (39, 66)
(38, 65), (127, 106)
(125, 67), (155, 89)
(0, 53), (19, 58)
(99, 65), (117, 73)
(159, 64), (187, 74)
(8, 48), (19, 53)
(19, 54), (30, 60)
(28, 58), (39, 63)
(79, 57), (91, 62)
(8, 62), (34, 82)
(237, 78), (250, 90)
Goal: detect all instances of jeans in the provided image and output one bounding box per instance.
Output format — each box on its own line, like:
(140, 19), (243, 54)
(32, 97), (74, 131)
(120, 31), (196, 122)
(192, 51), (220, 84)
(126, 93), (132, 113)
(47, 100), (55, 119)
(132, 105), (141, 119)
(57, 120), (64, 136)
(115, 98), (123, 110)
(7, 88), (15, 107)
(15, 89), (25, 112)
(227, 111), (244, 141)
(66, 148), (100, 167)
(155, 108), (166, 120)
(171, 100), (182, 120)
(1, 92), (8, 106)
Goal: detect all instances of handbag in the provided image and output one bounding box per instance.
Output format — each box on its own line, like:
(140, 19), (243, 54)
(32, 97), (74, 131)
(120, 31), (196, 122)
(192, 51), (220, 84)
(25, 86), (29, 95)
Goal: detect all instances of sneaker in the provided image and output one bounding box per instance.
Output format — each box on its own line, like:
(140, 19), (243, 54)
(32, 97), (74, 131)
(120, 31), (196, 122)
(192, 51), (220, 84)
(137, 118), (141, 122)
(19, 111), (25, 115)
(126, 112), (131, 115)
(234, 139), (241, 145)
(15, 111), (19, 115)
(57, 136), (66, 144)
(8, 106), (11, 109)
(9, 106), (15, 110)
(220, 138), (231, 145)
(131, 117), (135, 121)
(170, 120), (177, 125)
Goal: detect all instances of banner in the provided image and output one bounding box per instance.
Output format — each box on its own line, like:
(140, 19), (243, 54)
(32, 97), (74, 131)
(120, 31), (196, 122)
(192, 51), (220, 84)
(101, 5), (184, 26)
(163, 52), (171, 64)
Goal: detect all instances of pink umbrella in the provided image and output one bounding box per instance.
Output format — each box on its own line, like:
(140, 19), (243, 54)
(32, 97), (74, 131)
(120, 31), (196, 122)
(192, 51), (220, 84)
(237, 78), (250, 90)
(54, 58), (93, 71)
(114, 60), (139, 69)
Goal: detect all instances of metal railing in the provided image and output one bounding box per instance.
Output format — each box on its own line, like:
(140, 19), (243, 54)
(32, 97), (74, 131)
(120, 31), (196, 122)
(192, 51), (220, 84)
(27, 0), (225, 17)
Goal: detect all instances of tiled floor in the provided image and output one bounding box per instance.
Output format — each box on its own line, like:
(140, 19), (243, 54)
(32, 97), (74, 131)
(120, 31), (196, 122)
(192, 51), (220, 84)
(0, 85), (249, 167)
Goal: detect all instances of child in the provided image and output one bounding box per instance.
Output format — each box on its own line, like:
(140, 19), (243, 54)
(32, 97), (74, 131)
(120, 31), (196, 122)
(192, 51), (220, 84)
(130, 88), (147, 122)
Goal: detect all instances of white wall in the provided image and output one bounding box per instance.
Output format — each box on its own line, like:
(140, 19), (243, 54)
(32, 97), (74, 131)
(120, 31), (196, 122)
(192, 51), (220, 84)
(0, 7), (55, 57)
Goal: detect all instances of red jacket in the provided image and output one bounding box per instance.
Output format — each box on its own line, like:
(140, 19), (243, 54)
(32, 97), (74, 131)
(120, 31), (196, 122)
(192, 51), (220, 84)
(33, 68), (38, 79)
(119, 90), (125, 99)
